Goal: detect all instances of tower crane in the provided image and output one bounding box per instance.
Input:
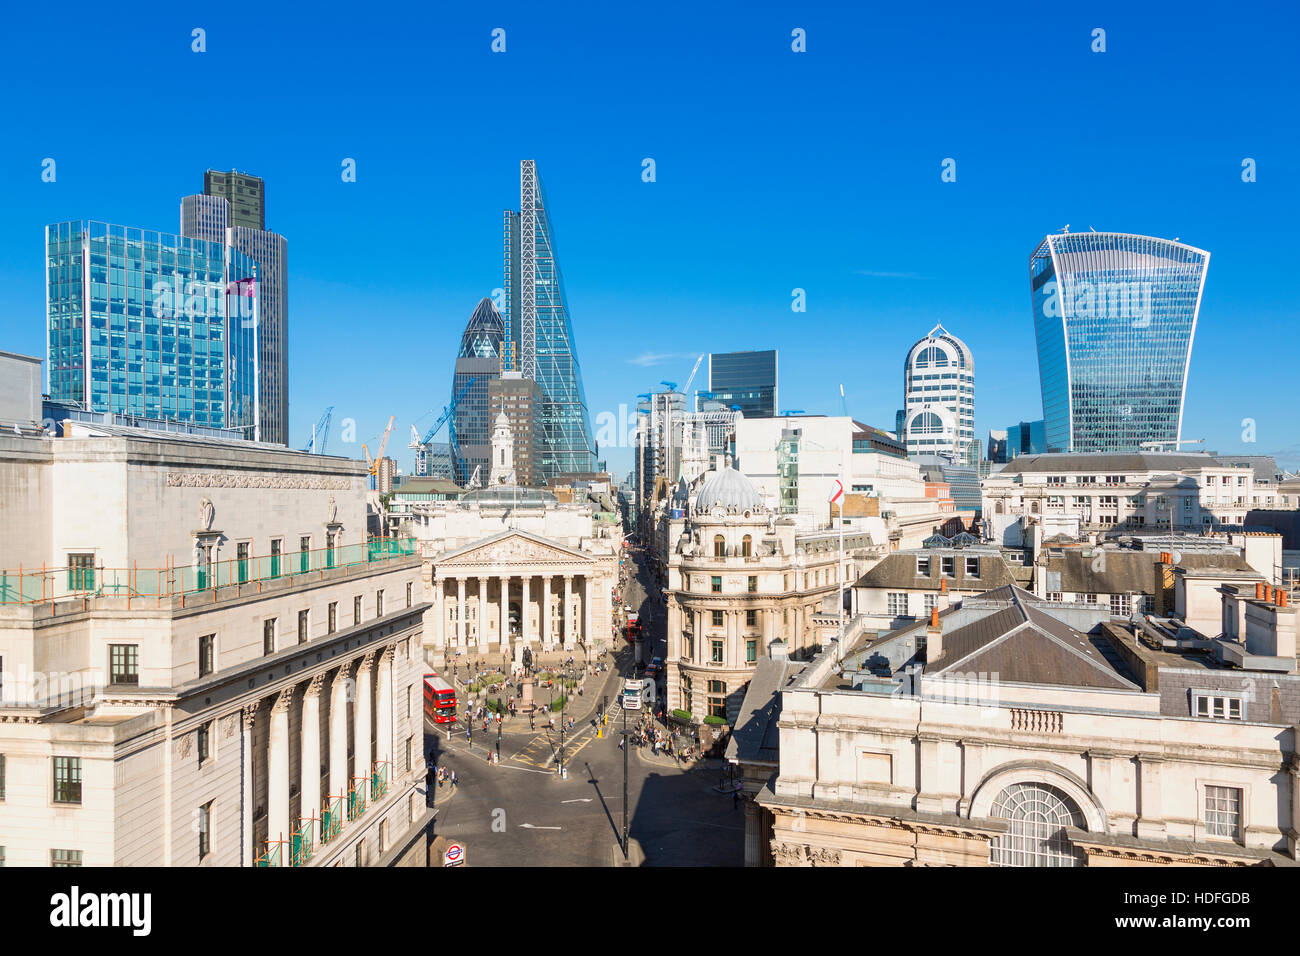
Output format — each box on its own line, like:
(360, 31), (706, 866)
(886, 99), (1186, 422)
(362, 416), (395, 477)
(302, 406), (333, 454)
(408, 377), (478, 482)
(682, 354), (704, 408)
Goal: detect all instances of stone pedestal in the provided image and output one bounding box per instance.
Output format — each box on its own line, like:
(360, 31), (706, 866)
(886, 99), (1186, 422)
(520, 678), (535, 713)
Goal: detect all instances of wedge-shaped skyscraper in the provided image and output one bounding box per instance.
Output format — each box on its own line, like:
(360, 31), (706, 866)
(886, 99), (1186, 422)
(502, 160), (596, 481)
(1030, 232), (1209, 453)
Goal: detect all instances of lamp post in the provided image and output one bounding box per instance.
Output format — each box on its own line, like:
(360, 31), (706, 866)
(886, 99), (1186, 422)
(621, 697), (629, 859)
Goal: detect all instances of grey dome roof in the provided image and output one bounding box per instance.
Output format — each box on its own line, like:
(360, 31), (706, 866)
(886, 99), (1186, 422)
(694, 467), (764, 515)
(462, 484), (556, 508)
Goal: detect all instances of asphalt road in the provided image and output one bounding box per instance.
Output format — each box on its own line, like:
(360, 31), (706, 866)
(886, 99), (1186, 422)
(425, 596), (743, 867)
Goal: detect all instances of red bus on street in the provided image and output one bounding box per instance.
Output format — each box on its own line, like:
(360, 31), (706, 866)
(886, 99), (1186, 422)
(423, 674), (457, 724)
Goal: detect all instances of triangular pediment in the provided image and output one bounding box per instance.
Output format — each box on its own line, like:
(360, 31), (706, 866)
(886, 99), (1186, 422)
(437, 529), (595, 568)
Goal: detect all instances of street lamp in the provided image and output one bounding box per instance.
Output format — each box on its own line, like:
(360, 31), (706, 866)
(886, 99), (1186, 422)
(621, 699), (629, 859)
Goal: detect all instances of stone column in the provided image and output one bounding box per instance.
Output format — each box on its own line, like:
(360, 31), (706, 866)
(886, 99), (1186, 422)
(744, 799), (762, 867)
(301, 674), (326, 833)
(522, 575), (532, 643)
(354, 652), (375, 783)
(540, 575), (552, 649)
(584, 575), (594, 647)
(241, 705), (257, 867)
(268, 687), (293, 847)
(499, 576), (510, 648)
(376, 648), (394, 778)
(433, 576), (444, 646)
(329, 667), (351, 803)
(456, 577), (467, 649)
(478, 577), (489, 652)
(563, 575), (574, 647)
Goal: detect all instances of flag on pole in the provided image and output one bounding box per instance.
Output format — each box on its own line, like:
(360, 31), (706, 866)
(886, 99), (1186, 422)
(828, 478), (844, 505)
(225, 277), (257, 297)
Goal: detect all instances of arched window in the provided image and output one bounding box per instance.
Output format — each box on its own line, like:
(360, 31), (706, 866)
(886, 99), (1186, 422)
(989, 783), (1086, 867)
(741, 535), (752, 557)
(713, 534), (726, 558)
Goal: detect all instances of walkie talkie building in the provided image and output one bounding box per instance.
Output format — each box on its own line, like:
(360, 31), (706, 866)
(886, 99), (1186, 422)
(502, 160), (596, 481)
(1030, 232), (1209, 453)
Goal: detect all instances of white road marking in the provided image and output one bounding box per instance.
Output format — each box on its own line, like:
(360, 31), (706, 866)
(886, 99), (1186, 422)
(519, 824), (563, 830)
(561, 798), (593, 804)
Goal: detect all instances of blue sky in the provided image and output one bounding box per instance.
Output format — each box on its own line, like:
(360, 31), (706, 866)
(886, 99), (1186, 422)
(1, 0), (1297, 475)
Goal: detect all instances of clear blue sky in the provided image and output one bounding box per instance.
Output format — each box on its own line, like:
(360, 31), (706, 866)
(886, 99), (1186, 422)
(2, 0), (1297, 475)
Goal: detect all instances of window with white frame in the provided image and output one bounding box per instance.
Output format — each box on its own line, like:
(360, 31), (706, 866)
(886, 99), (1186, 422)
(1109, 593), (1131, 616)
(1194, 692), (1243, 720)
(924, 593), (938, 613)
(1204, 785), (1241, 838)
(887, 592), (908, 616)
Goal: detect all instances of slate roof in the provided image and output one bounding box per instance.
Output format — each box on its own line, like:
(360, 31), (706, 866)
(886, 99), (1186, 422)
(1040, 548), (1254, 595)
(725, 656), (806, 765)
(855, 550), (1015, 591)
(997, 452), (1216, 475)
(924, 585), (1139, 690)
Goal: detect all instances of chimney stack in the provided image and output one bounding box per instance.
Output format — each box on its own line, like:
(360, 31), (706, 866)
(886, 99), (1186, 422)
(926, 607), (942, 661)
(1256, 582), (1265, 600)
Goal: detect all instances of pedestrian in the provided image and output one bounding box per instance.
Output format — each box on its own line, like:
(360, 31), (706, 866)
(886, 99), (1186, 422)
(733, 789), (741, 810)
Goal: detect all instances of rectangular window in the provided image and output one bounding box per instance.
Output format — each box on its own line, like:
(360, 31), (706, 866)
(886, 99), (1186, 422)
(263, 618), (276, 655)
(236, 542), (250, 584)
(198, 802), (212, 860)
(406, 582), (413, 608)
(887, 592), (908, 616)
(711, 640), (724, 663)
(707, 679), (726, 718)
(924, 593), (938, 613)
(965, 557), (979, 577)
(940, 556), (954, 576)
(746, 639), (756, 663)
(300, 535), (311, 573)
(746, 609), (757, 628)
(0, 754), (5, 801)
(354, 595), (363, 625)
(1204, 785), (1242, 838)
(1109, 593), (1132, 616)
(406, 687), (412, 719)
(406, 735), (414, 773)
(711, 576), (722, 594)
(109, 644), (139, 685)
(67, 553), (95, 591)
(51, 849), (83, 867)
(379, 819), (389, 854)
(916, 556), (930, 576)
(1194, 693), (1243, 720)
(197, 722), (212, 766)
(298, 609), (309, 644)
(270, 538), (282, 579)
(747, 576), (757, 593)
(376, 590), (384, 617)
(328, 603), (337, 634)
(198, 634), (215, 677)
(53, 756), (82, 804)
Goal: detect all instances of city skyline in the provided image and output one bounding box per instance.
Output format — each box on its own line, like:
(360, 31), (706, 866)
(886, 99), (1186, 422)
(1, 3), (1296, 477)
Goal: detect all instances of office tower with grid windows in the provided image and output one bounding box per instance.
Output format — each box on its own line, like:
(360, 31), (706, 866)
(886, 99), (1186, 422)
(181, 171), (289, 445)
(45, 220), (259, 432)
(700, 349), (777, 418)
(901, 324), (978, 466)
(1030, 232), (1209, 453)
(501, 160), (596, 482)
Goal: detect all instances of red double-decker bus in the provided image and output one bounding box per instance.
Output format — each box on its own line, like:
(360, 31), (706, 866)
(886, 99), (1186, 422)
(423, 674), (457, 724)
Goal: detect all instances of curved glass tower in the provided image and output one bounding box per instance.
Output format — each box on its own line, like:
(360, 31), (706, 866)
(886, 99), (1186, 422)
(449, 297), (505, 484)
(1030, 232), (1209, 453)
(502, 160), (597, 480)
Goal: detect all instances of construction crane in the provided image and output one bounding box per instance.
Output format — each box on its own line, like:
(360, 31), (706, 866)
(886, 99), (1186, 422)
(839, 384), (848, 417)
(302, 406), (333, 454)
(410, 377), (477, 449)
(682, 354), (705, 408)
(660, 380), (677, 392)
(362, 416), (395, 477)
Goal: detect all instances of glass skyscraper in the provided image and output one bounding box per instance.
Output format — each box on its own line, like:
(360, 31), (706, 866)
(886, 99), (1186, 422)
(182, 171), (289, 445)
(46, 220), (258, 432)
(1030, 232), (1209, 453)
(449, 297), (505, 485)
(502, 160), (596, 481)
(700, 349), (777, 418)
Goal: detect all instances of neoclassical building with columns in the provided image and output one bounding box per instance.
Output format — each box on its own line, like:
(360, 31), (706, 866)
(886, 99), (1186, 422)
(0, 421), (430, 867)
(408, 411), (620, 664)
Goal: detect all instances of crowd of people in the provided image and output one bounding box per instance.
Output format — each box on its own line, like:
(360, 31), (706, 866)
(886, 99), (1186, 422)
(616, 712), (700, 764)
